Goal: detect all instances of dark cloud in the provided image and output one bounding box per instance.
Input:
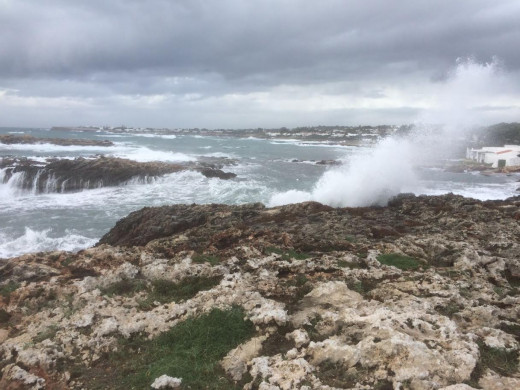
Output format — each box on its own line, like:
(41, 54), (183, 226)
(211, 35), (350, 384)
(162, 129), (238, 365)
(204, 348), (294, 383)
(0, 0), (519, 127)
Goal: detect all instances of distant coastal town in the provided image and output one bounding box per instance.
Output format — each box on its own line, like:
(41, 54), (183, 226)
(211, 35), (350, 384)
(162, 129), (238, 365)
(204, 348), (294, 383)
(51, 124), (410, 146)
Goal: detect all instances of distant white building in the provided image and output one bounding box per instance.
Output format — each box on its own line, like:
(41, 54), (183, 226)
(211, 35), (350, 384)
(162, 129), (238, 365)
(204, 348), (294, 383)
(466, 144), (520, 168)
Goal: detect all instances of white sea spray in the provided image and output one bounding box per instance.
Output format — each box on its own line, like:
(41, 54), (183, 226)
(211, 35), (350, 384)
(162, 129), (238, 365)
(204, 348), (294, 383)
(270, 58), (517, 207)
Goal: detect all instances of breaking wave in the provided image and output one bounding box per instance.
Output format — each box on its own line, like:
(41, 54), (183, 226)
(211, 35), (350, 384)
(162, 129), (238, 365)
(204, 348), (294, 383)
(0, 228), (97, 259)
(270, 58), (515, 207)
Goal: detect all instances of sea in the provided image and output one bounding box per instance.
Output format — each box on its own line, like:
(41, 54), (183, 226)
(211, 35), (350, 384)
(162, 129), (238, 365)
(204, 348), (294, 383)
(1, 127), (518, 259)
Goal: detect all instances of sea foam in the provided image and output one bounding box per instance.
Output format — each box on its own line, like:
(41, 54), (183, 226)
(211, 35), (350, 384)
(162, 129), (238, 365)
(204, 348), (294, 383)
(0, 228), (97, 259)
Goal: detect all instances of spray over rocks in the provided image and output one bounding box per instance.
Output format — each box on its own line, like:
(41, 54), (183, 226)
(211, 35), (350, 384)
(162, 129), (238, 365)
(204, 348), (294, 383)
(270, 58), (518, 208)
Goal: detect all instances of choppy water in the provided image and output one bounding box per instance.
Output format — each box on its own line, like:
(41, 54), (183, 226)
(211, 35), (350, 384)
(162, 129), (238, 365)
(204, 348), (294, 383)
(1, 127), (518, 258)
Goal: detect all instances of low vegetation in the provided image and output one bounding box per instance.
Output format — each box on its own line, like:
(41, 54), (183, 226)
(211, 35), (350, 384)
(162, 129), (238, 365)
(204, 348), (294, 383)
(376, 253), (421, 270)
(0, 281), (20, 301)
(316, 361), (393, 390)
(347, 278), (379, 296)
(83, 307), (255, 389)
(435, 302), (464, 319)
(100, 279), (147, 297)
(0, 309), (11, 324)
(100, 275), (222, 309)
(33, 324), (59, 343)
(337, 259), (366, 269)
(138, 276), (222, 310)
(468, 341), (519, 386)
(192, 253), (221, 266)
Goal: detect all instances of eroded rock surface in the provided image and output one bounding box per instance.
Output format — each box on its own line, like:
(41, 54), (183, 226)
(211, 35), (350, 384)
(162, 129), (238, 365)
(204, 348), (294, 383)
(0, 194), (519, 389)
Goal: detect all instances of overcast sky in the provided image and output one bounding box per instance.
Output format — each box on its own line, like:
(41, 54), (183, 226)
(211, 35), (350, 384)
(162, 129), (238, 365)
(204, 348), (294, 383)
(1, 0), (519, 129)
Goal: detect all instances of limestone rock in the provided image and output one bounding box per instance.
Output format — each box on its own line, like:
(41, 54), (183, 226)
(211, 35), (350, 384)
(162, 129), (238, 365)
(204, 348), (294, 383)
(221, 335), (267, 381)
(150, 375), (182, 389)
(1, 194), (519, 389)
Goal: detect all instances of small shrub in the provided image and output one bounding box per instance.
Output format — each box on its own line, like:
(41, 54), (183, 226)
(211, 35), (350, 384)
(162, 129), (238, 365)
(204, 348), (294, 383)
(295, 274), (308, 287)
(505, 269), (520, 288)
(192, 254), (221, 266)
(61, 257), (76, 267)
(0, 309), (11, 324)
(435, 302), (462, 318)
(34, 324), (59, 343)
(260, 324), (296, 356)
(435, 302), (463, 319)
(376, 253), (420, 270)
(316, 360), (360, 388)
(303, 315), (327, 342)
(296, 282), (313, 301)
(337, 260), (365, 269)
(347, 279), (379, 296)
(0, 281), (20, 299)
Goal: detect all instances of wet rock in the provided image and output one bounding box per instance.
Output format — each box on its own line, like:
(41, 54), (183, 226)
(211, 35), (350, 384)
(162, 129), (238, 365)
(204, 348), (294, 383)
(1, 157), (185, 193)
(1, 156), (240, 193)
(197, 167), (237, 179)
(315, 159), (341, 165)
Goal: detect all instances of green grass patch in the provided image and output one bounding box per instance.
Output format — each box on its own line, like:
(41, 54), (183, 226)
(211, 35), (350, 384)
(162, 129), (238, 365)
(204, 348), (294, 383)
(33, 324), (59, 343)
(376, 253), (421, 270)
(467, 342), (519, 386)
(85, 307), (255, 389)
(138, 276), (222, 310)
(264, 246), (310, 261)
(100, 279), (147, 297)
(0, 281), (20, 300)
(192, 254), (221, 266)
(101, 276), (222, 309)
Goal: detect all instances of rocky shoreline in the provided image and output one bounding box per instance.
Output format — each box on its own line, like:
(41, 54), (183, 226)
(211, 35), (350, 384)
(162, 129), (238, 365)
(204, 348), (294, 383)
(0, 194), (519, 389)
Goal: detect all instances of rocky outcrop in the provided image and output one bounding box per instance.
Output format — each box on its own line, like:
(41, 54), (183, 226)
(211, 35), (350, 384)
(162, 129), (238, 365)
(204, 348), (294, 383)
(0, 134), (114, 147)
(1, 157), (186, 193)
(197, 167), (237, 179)
(1, 194), (519, 389)
(1, 157), (238, 193)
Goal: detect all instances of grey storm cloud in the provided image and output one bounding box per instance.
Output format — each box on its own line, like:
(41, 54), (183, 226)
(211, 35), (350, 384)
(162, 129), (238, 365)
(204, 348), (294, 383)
(1, 0), (520, 127)
(3, 0), (520, 80)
